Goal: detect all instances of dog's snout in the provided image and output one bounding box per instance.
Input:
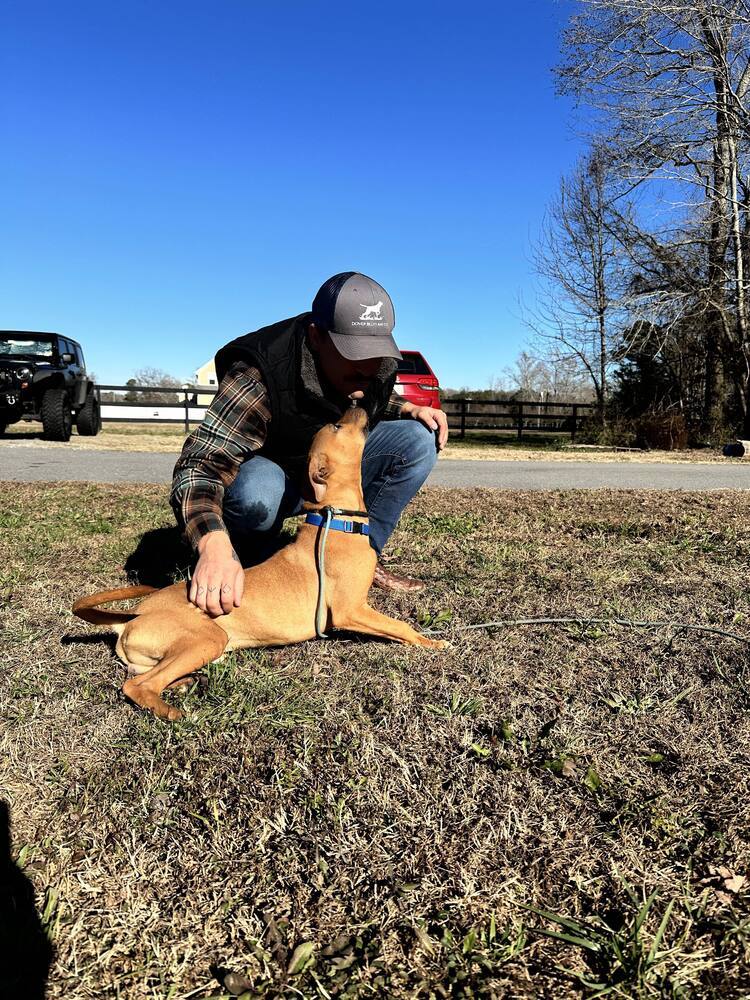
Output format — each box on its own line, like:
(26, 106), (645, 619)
(339, 405), (369, 432)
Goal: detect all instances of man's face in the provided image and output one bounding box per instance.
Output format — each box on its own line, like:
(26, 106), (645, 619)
(308, 324), (383, 400)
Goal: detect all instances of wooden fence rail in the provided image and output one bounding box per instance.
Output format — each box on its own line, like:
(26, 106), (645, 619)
(94, 386), (595, 440)
(441, 398), (595, 441)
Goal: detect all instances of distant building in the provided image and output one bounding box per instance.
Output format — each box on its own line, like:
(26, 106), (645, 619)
(194, 358), (218, 405)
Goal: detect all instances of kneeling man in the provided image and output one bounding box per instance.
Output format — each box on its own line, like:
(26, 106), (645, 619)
(171, 272), (448, 616)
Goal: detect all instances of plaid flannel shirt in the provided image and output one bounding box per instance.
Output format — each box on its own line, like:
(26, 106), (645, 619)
(171, 360), (406, 550)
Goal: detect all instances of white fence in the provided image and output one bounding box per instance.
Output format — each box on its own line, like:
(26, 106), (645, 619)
(100, 404), (208, 422)
(96, 384), (217, 430)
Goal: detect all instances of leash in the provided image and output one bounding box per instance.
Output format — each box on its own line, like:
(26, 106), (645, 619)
(308, 505), (369, 639)
(422, 615), (750, 644)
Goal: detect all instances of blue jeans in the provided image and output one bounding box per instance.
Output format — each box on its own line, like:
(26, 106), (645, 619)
(223, 419), (437, 558)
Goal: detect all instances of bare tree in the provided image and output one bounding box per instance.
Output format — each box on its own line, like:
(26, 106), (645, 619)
(557, 0), (750, 434)
(129, 367), (183, 405)
(500, 351), (593, 400)
(526, 150), (630, 422)
(500, 352), (545, 397)
(132, 366), (181, 388)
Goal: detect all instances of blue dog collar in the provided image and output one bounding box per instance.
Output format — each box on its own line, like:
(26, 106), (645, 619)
(305, 512), (370, 536)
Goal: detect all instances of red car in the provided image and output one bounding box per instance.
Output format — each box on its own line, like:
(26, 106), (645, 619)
(394, 350), (441, 409)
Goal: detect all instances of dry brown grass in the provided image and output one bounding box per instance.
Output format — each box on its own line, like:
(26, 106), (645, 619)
(442, 444), (734, 463)
(2, 421), (735, 463)
(2, 422), (187, 453)
(1, 484), (750, 998)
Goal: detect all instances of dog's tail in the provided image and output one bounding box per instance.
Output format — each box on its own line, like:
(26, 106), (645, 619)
(73, 585), (158, 625)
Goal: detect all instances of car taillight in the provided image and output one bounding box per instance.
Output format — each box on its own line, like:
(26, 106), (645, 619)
(417, 382), (438, 391)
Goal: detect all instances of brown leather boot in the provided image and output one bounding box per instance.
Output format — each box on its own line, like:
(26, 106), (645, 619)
(372, 562), (425, 593)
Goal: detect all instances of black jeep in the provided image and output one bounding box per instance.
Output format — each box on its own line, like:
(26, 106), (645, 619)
(0, 331), (101, 440)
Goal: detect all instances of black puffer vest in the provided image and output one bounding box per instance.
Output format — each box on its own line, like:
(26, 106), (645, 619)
(214, 312), (396, 479)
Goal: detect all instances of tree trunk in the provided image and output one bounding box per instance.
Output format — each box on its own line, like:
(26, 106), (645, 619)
(701, 17), (731, 438)
(702, 332), (725, 438)
(593, 161), (608, 426)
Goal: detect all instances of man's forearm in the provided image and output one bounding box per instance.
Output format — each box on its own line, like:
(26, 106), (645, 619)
(170, 477), (229, 551)
(170, 362), (271, 550)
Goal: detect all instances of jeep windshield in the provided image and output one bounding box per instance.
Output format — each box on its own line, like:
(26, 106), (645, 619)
(0, 335), (55, 359)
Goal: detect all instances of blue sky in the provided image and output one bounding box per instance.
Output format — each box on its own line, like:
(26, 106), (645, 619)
(1, 0), (581, 388)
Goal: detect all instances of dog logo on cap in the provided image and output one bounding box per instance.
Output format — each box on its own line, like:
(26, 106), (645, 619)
(359, 302), (384, 321)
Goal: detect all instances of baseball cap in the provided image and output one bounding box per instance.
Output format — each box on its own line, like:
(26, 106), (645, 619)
(311, 272), (402, 361)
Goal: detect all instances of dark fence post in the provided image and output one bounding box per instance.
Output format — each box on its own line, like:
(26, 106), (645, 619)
(571, 404), (578, 442)
(184, 392), (189, 435)
(517, 402), (523, 440)
(460, 399), (467, 439)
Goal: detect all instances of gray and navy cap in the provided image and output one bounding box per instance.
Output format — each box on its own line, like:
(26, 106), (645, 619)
(311, 272), (402, 362)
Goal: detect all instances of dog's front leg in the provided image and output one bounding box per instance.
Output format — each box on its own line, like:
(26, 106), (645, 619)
(335, 605), (448, 649)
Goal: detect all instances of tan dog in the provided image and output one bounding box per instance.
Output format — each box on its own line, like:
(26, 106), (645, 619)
(73, 405), (446, 721)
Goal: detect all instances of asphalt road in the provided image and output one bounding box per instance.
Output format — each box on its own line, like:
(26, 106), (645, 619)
(2, 443), (750, 489)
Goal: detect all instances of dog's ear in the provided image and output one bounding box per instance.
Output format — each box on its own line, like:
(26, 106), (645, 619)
(308, 452), (329, 504)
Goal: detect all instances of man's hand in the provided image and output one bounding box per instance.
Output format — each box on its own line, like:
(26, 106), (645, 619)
(190, 531), (245, 616)
(401, 401), (449, 450)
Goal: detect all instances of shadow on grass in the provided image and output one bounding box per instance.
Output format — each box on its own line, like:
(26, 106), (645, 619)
(0, 801), (54, 999)
(60, 632), (118, 653)
(449, 430), (571, 449)
(0, 429), (48, 441)
(122, 522), (300, 590)
(123, 526), (194, 588)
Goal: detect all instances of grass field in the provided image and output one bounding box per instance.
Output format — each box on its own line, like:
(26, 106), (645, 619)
(1, 483), (750, 998)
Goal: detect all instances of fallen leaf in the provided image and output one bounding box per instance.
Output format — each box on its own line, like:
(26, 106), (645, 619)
(561, 758), (577, 778)
(223, 971), (253, 995)
(583, 766), (602, 793)
(287, 940), (316, 975)
(723, 873), (746, 894)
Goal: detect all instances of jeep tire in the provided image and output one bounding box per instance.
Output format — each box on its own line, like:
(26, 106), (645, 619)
(41, 388), (73, 441)
(76, 388), (101, 436)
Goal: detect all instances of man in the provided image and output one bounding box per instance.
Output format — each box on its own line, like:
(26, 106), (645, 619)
(171, 272), (449, 617)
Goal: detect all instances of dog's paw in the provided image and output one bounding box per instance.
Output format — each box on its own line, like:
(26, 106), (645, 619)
(160, 702), (184, 722)
(144, 695), (183, 722)
(421, 637), (450, 651)
(123, 679), (185, 722)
